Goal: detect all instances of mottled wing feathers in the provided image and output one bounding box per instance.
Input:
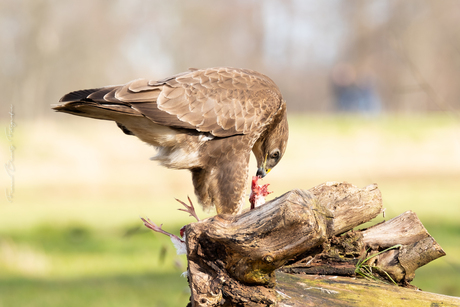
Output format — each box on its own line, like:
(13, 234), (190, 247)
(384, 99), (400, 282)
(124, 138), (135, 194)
(156, 67), (282, 137)
(56, 67), (283, 137)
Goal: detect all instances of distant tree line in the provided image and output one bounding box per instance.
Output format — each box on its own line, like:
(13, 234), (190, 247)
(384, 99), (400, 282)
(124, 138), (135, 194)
(1, 0), (459, 119)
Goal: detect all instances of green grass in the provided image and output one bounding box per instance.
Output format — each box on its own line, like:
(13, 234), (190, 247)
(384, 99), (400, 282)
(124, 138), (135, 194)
(0, 113), (459, 305)
(0, 223), (190, 307)
(0, 273), (189, 307)
(355, 244), (402, 285)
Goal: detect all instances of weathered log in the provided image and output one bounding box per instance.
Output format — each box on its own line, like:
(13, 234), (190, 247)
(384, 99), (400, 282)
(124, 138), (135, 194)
(362, 210), (431, 248)
(184, 182), (447, 306)
(283, 211), (446, 286)
(361, 211), (446, 284)
(308, 182), (383, 236)
(275, 272), (460, 307)
(186, 189), (327, 306)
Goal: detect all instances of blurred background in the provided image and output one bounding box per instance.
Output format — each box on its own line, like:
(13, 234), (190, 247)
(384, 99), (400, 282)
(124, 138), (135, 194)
(0, 0), (459, 306)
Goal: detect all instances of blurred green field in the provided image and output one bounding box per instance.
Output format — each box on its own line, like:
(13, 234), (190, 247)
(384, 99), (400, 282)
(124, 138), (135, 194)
(0, 114), (459, 306)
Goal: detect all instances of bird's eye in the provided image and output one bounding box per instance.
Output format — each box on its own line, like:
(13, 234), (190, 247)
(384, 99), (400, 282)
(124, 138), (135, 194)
(270, 150), (280, 160)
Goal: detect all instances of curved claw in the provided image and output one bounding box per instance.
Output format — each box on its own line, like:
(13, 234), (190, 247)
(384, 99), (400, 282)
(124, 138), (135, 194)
(177, 196), (200, 221)
(141, 217), (176, 238)
(140, 217), (186, 255)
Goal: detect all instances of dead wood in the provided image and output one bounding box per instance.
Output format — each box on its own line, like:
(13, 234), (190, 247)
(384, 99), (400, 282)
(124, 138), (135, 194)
(281, 211), (446, 286)
(275, 272), (460, 307)
(184, 182), (447, 306)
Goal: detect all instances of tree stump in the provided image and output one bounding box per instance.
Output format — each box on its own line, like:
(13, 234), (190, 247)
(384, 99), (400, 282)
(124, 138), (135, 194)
(184, 182), (448, 306)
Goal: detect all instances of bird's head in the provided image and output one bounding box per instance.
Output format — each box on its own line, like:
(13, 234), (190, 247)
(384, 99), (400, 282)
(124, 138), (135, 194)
(253, 103), (289, 178)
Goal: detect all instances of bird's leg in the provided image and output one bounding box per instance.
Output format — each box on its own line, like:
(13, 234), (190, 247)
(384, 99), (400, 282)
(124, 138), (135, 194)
(177, 196), (200, 221)
(140, 217), (187, 255)
(141, 217), (182, 240)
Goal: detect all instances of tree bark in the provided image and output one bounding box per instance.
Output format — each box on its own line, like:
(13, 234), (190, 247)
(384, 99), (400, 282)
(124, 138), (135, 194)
(275, 272), (460, 307)
(184, 182), (447, 307)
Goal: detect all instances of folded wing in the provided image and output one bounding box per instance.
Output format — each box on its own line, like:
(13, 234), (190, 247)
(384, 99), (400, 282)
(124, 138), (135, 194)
(56, 67), (283, 137)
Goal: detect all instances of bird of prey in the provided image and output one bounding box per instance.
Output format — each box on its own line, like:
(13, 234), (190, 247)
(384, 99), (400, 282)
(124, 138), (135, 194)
(53, 67), (289, 215)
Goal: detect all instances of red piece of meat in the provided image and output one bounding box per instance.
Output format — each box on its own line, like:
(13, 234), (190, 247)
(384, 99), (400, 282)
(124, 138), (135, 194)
(249, 176), (272, 209)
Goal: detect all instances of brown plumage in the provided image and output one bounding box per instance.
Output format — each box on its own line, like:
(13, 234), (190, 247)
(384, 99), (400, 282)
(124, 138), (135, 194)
(53, 67), (289, 215)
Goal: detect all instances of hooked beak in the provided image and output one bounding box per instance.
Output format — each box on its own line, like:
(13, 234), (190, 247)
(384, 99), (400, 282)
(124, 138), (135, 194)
(256, 167), (267, 178)
(256, 154), (271, 178)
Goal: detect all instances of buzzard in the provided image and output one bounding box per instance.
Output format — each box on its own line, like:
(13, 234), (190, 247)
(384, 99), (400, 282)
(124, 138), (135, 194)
(53, 67), (289, 215)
